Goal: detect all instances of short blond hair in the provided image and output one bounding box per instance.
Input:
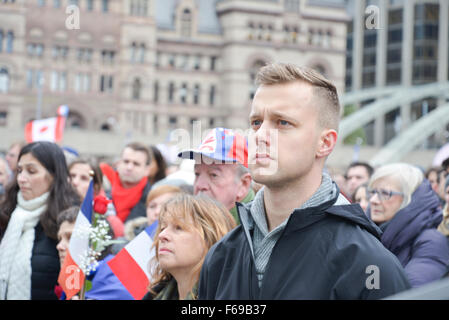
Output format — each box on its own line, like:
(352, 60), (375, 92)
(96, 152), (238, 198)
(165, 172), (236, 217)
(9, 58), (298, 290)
(256, 62), (340, 130)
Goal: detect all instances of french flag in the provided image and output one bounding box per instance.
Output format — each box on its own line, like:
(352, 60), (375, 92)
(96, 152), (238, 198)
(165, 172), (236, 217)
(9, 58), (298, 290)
(57, 181), (94, 300)
(107, 222), (157, 300)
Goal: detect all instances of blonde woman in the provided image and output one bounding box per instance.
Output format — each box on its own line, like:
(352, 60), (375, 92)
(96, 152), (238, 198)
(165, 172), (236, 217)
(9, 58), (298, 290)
(143, 194), (236, 300)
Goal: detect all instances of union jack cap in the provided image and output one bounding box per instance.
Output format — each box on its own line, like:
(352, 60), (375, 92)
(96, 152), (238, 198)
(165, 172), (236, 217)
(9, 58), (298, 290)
(178, 128), (248, 168)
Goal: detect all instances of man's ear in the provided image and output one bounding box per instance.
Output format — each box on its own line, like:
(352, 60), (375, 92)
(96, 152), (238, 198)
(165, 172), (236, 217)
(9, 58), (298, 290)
(236, 173), (252, 202)
(316, 129), (338, 159)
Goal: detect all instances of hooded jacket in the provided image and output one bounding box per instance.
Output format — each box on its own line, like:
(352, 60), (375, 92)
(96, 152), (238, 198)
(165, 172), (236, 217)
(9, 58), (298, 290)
(376, 180), (449, 288)
(198, 185), (410, 300)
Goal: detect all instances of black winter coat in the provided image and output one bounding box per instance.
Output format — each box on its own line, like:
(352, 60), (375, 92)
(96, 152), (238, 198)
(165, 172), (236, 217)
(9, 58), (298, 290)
(31, 223), (60, 300)
(198, 196), (411, 300)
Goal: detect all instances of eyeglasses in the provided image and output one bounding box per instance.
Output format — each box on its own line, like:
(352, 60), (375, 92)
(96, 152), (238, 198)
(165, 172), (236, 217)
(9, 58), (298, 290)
(367, 188), (404, 201)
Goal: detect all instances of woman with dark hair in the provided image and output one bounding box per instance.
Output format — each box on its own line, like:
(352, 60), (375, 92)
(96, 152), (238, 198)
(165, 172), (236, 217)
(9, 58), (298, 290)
(68, 158), (103, 201)
(0, 141), (80, 300)
(148, 145), (167, 185)
(68, 157), (124, 239)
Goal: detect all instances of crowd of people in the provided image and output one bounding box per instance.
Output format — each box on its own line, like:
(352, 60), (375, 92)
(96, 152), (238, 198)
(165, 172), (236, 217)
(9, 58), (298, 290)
(1, 62), (449, 300)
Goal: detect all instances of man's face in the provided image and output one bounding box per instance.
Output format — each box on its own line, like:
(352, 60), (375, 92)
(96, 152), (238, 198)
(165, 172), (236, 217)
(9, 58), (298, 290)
(116, 147), (150, 187)
(0, 160), (10, 187)
(194, 163), (241, 210)
(248, 81), (322, 188)
(346, 166), (370, 197)
(6, 144), (21, 172)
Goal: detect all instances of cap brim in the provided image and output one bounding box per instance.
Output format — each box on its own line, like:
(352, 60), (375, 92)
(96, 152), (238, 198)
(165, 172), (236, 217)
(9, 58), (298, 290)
(177, 150), (238, 165)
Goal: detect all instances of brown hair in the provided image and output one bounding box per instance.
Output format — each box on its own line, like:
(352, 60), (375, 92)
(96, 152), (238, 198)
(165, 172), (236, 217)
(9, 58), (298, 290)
(255, 62), (340, 130)
(123, 142), (151, 165)
(145, 184), (183, 207)
(68, 158), (103, 196)
(149, 194), (236, 299)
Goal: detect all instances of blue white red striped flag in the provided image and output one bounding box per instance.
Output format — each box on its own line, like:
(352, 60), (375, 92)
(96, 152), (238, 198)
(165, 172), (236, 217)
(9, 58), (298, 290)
(57, 181), (94, 300)
(107, 222), (157, 300)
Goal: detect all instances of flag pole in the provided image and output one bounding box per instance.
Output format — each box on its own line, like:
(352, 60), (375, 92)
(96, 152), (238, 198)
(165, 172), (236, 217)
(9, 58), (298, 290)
(78, 170), (95, 300)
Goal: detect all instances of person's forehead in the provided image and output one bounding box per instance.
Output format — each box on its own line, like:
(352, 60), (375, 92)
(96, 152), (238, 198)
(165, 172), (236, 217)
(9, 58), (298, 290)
(372, 176), (401, 190)
(122, 147), (147, 161)
(17, 154), (42, 167)
(348, 166), (369, 177)
(195, 162), (236, 172)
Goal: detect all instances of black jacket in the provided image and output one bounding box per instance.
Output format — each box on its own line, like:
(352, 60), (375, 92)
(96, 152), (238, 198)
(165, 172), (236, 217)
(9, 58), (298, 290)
(198, 195), (411, 300)
(31, 223), (60, 300)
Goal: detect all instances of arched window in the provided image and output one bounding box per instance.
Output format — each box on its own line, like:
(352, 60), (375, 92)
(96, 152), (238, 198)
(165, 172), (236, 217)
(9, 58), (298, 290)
(0, 68), (9, 93)
(181, 8), (192, 37)
(132, 77), (142, 100)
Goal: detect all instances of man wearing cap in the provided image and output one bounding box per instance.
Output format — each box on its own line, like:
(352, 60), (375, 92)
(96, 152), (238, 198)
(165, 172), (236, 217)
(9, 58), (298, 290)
(178, 128), (254, 224)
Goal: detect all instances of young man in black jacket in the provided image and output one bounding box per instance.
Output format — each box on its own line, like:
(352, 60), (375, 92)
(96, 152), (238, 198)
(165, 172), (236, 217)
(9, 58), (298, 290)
(198, 63), (411, 300)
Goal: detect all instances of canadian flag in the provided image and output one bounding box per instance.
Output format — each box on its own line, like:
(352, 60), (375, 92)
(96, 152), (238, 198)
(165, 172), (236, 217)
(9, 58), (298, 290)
(24, 116), (66, 143)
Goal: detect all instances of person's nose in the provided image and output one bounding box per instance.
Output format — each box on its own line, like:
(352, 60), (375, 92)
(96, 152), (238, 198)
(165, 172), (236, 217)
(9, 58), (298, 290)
(194, 173), (209, 194)
(158, 227), (171, 243)
(56, 239), (67, 253)
(17, 171), (27, 185)
(369, 191), (380, 204)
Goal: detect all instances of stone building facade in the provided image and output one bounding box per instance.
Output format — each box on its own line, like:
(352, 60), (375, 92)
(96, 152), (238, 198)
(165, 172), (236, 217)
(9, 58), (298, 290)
(0, 0), (348, 156)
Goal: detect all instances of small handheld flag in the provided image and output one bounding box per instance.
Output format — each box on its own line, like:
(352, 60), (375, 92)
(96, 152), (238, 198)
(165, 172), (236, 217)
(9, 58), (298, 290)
(57, 181), (94, 300)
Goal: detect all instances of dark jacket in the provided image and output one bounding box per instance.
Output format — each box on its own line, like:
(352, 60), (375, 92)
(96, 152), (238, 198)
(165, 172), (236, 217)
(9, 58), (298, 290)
(198, 194), (411, 300)
(376, 180), (449, 288)
(31, 223), (60, 300)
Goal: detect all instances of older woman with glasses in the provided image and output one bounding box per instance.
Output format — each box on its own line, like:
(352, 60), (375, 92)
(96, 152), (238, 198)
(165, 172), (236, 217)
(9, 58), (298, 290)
(367, 163), (449, 288)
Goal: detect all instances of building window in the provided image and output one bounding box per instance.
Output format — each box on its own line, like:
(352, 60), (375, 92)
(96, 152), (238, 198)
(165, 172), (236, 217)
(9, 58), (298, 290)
(100, 74), (113, 93)
(194, 55), (201, 70)
(6, 31), (13, 53)
(139, 44), (145, 63)
(53, 0), (60, 8)
(168, 82), (175, 103)
(87, 0), (93, 11)
(180, 8), (192, 37)
(78, 48), (93, 62)
(0, 68), (9, 93)
(180, 83), (187, 104)
(0, 111), (7, 126)
(131, 42), (137, 63)
(102, 0), (108, 13)
(210, 56), (217, 71)
(74, 72), (91, 92)
(284, 0), (299, 13)
(50, 70), (67, 92)
(102, 50), (115, 64)
(130, 0), (148, 16)
(38, 0), (45, 7)
(132, 78), (142, 100)
(168, 53), (176, 68)
(209, 85), (215, 106)
(153, 81), (159, 103)
(193, 84), (200, 105)
(27, 69), (34, 89)
(0, 30), (3, 52)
